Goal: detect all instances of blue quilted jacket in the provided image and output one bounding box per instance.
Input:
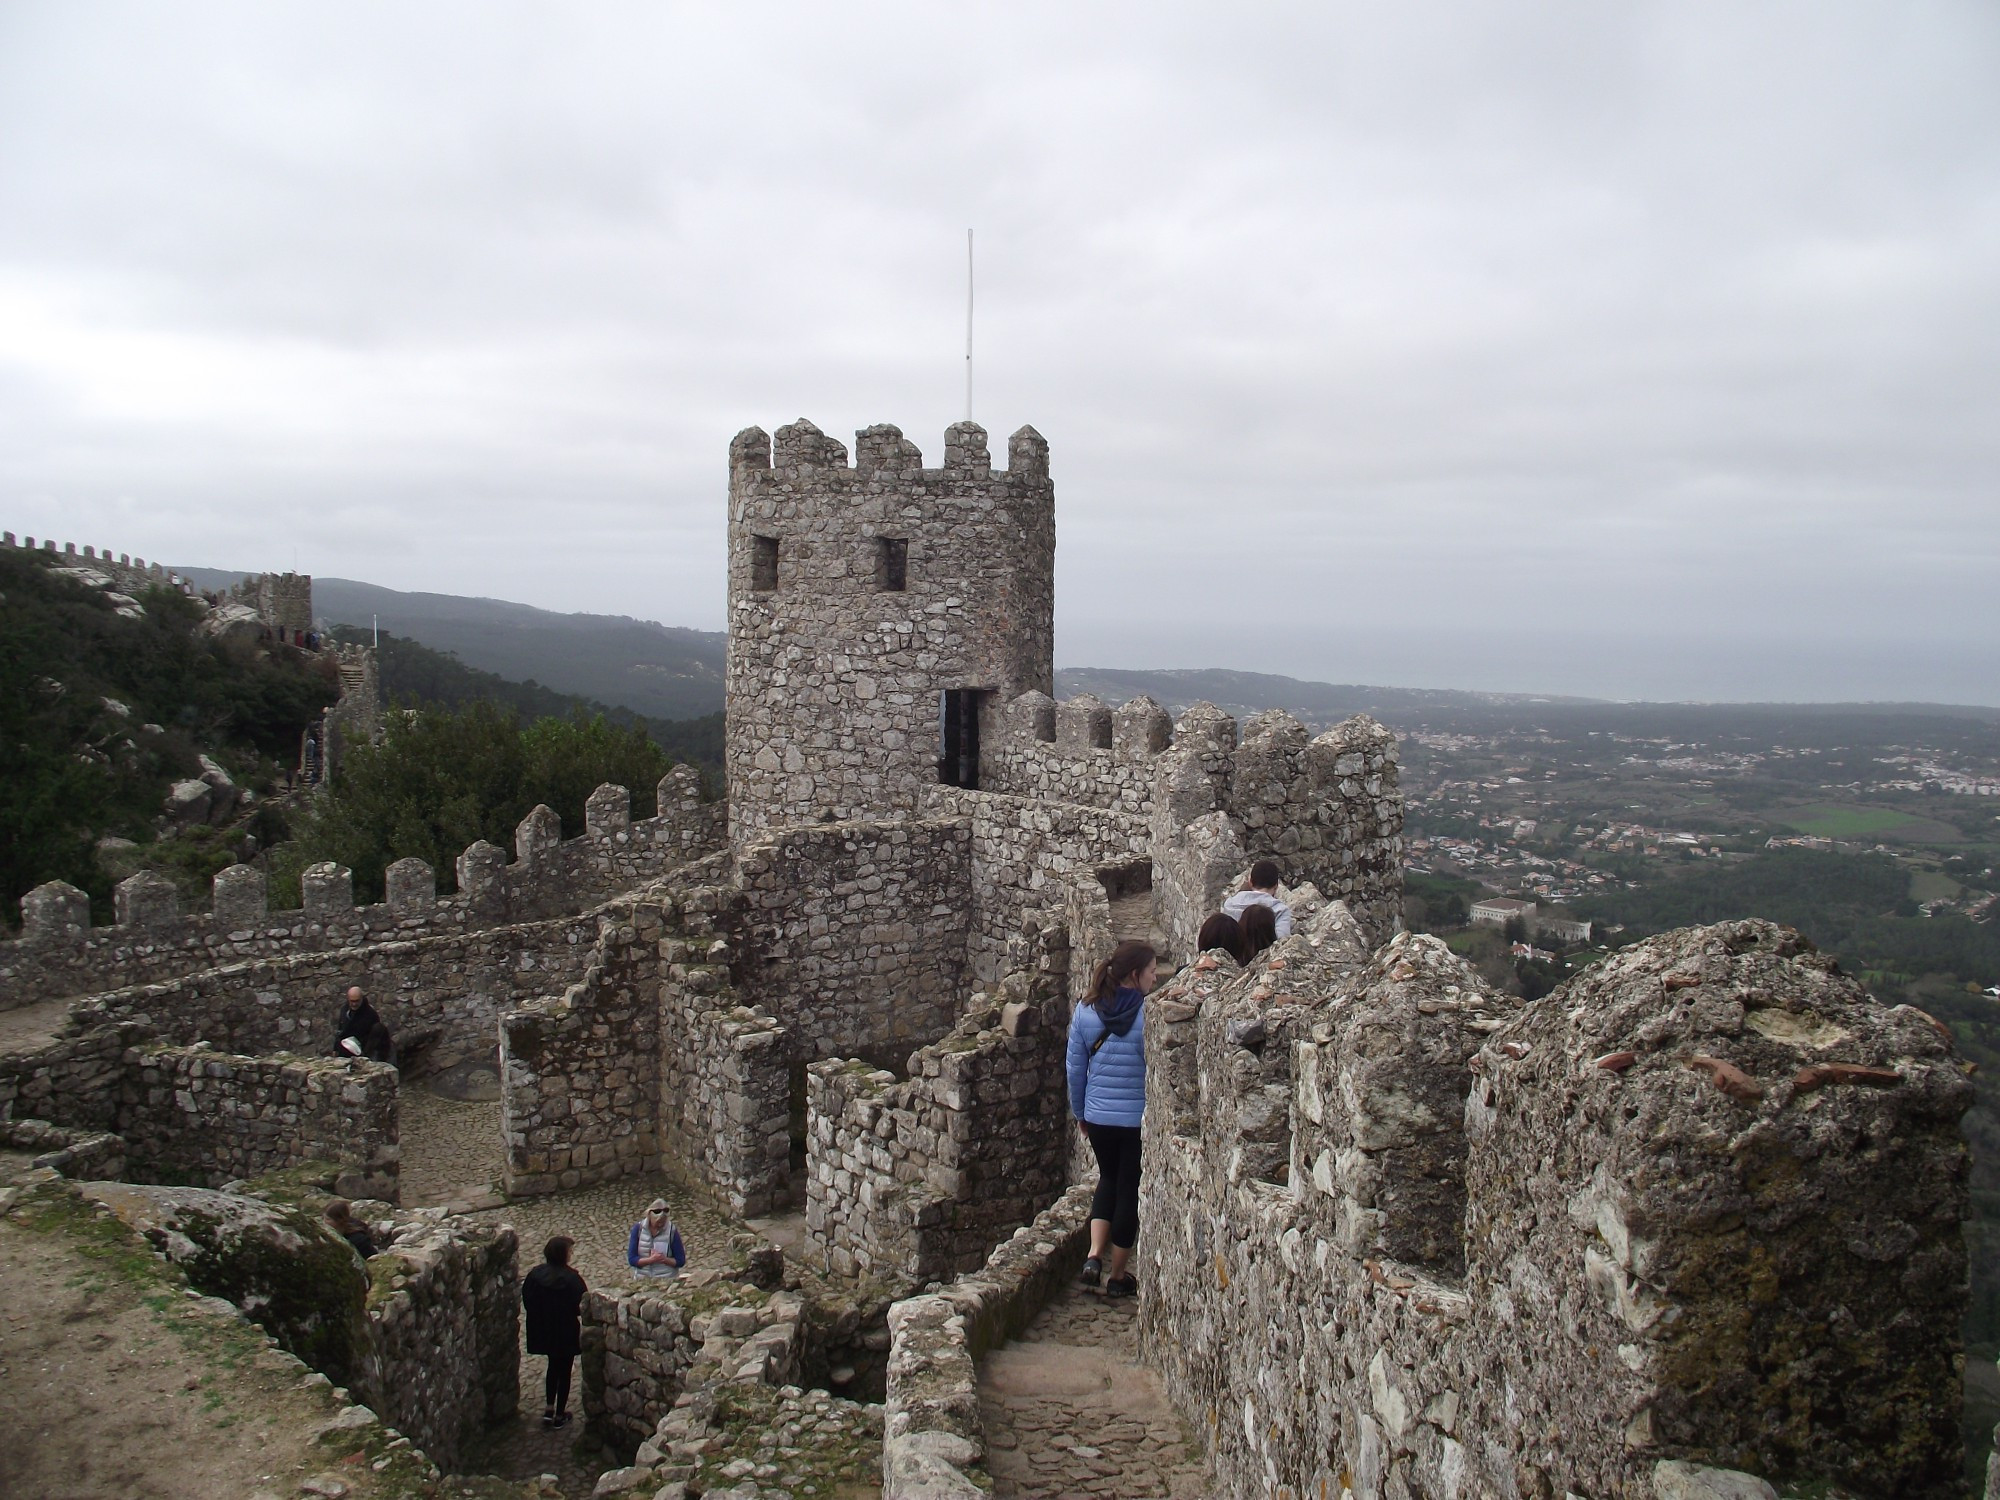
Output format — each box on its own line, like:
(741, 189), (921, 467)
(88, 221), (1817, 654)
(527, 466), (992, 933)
(1067, 988), (1147, 1127)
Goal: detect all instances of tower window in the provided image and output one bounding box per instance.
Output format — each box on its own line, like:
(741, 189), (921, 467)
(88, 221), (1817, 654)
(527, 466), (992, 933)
(876, 537), (908, 592)
(939, 689), (984, 789)
(751, 535), (779, 592)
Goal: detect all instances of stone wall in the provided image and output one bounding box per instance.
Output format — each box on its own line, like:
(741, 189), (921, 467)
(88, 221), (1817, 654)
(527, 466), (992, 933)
(0, 1116), (127, 1179)
(881, 1184), (1094, 1500)
(725, 419), (1056, 845)
(500, 900), (665, 1198)
(120, 1046), (399, 1199)
(977, 690), (1172, 814)
(1, 769), (722, 1006)
(1138, 918), (1972, 1499)
(67, 907), (610, 1077)
(361, 1216), (520, 1473)
(920, 785), (1151, 983)
(736, 817), (973, 1062)
(805, 915), (1073, 1281)
(583, 1280), (805, 1454)
(0, 1023), (135, 1134)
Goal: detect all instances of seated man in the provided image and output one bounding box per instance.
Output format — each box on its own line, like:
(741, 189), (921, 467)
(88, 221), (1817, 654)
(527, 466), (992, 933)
(334, 986), (384, 1058)
(1221, 859), (1294, 939)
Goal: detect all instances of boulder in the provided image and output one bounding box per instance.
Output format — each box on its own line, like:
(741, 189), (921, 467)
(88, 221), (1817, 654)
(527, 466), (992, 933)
(78, 1181), (369, 1385)
(200, 600), (264, 642)
(164, 778), (220, 827)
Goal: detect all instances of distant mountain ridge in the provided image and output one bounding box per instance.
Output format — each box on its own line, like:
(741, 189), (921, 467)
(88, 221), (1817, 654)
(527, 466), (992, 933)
(172, 568), (2000, 732)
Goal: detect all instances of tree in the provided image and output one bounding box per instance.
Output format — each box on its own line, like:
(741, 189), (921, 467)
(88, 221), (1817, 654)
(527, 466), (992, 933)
(287, 702), (674, 902)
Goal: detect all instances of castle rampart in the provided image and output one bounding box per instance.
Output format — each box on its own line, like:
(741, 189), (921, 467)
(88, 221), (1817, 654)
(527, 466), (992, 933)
(0, 1024), (398, 1200)
(1138, 916), (1970, 1498)
(1, 769), (723, 1008)
(724, 420), (1055, 845)
(0, 530), (194, 596)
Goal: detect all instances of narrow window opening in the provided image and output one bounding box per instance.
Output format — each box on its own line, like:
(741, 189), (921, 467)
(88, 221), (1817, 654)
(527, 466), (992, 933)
(750, 535), (779, 592)
(876, 537), (908, 592)
(1091, 716), (1112, 750)
(939, 689), (983, 789)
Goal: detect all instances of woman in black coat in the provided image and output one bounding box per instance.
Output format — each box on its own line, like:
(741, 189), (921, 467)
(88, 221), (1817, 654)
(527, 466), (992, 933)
(520, 1235), (586, 1428)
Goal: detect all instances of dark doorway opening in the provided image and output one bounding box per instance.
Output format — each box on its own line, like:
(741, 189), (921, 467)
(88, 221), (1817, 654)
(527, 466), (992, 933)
(939, 689), (983, 789)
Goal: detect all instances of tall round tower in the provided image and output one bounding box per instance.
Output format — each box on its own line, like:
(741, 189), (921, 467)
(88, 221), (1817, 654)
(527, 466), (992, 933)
(724, 419), (1054, 846)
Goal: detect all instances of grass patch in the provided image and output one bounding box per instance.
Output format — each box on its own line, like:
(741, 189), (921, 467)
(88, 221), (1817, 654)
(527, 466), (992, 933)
(1778, 804), (1931, 840)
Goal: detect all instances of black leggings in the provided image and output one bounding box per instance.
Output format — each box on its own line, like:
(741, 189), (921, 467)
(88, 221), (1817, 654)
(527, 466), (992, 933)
(544, 1353), (573, 1413)
(1085, 1122), (1142, 1250)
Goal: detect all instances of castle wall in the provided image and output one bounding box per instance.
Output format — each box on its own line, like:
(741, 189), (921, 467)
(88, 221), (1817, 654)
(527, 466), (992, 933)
(500, 873), (793, 1216)
(804, 915), (1073, 1281)
(66, 908), (608, 1075)
(118, 1047), (399, 1198)
(736, 818), (974, 1064)
(1138, 918), (1971, 1500)
(0, 1023), (398, 1198)
(500, 901), (666, 1199)
(1, 771), (723, 1009)
(724, 420), (1055, 846)
(360, 1218), (520, 1473)
(919, 786), (1151, 983)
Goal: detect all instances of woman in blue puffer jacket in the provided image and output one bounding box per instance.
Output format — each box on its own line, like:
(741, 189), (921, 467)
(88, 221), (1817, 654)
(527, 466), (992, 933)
(1066, 939), (1158, 1298)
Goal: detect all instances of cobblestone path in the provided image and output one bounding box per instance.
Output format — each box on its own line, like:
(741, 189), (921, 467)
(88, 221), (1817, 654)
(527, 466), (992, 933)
(397, 1084), (506, 1208)
(977, 1283), (1211, 1500)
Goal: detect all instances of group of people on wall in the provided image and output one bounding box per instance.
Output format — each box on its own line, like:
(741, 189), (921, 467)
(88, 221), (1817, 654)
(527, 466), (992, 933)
(1065, 860), (1291, 1299)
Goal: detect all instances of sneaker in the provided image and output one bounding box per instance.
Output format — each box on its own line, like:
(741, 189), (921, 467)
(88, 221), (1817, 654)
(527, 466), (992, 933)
(539, 1411), (556, 1429)
(1104, 1274), (1138, 1299)
(550, 1411), (572, 1430)
(1079, 1256), (1102, 1287)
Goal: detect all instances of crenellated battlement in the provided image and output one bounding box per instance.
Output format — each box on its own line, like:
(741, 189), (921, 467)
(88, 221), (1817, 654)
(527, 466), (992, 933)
(1139, 915), (1970, 1498)
(725, 418), (1055, 845)
(1, 530), (195, 596)
(0, 768), (724, 1009)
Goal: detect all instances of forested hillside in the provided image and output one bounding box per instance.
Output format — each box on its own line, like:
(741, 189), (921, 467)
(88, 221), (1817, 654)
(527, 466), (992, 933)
(0, 546), (336, 926)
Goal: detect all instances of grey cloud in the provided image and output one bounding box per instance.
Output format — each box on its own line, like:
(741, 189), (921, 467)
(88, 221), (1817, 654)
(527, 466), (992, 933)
(1, 2), (1995, 701)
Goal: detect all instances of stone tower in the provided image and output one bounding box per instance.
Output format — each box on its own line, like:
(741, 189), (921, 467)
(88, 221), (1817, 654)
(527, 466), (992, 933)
(725, 419), (1055, 845)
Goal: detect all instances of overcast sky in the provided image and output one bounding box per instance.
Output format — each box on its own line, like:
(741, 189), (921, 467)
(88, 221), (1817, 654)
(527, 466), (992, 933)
(3, 3), (1995, 704)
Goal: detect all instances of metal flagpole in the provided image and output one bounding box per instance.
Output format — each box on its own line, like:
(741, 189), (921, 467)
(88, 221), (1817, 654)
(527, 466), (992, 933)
(965, 228), (974, 421)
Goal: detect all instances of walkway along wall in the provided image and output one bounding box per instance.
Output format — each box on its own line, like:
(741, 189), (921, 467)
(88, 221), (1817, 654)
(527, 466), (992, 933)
(1137, 916), (1971, 1499)
(1, 769), (722, 1009)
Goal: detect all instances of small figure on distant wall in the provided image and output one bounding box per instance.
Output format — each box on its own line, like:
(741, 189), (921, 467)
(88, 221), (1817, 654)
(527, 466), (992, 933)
(1221, 859), (1293, 938)
(521, 1235), (585, 1430)
(323, 1198), (376, 1259)
(333, 985), (394, 1062)
(627, 1199), (686, 1280)
(1067, 939), (1157, 1299)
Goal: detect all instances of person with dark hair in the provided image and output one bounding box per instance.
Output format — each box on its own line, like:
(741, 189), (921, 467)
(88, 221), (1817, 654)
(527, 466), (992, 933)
(1222, 859), (1293, 938)
(521, 1235), (586, 1429)
(1066, 939), (1157, 1299)
(1196, 912), (1247, 964)
(323, 1198), (375, 1259)
(1238, 902), (1279, 959)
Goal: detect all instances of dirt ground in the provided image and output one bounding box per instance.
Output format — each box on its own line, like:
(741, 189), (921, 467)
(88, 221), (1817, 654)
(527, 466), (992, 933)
(0, 1165), (533, 1500)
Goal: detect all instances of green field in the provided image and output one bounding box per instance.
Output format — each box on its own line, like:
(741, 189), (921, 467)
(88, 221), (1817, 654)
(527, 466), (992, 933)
(1909, 869), (1964, 903)
(1779, 804), (1930, 840)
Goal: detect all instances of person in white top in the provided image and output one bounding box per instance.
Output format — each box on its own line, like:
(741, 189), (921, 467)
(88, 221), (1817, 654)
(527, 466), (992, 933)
(1220, 860), (1293, 938)
(626, 1199), (686, 1279)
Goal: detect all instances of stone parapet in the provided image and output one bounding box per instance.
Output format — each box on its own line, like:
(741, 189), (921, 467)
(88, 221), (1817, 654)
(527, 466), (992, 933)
(1, 770), (723, 1009)
(1139, 918), (1972, 1499)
